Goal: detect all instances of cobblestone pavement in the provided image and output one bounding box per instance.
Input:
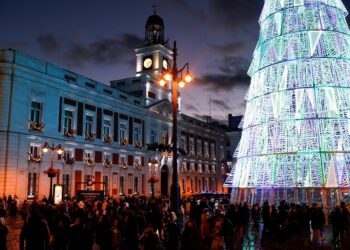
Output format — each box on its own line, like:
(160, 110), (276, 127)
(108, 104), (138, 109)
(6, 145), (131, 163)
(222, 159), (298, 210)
(6, 216), (23, 250)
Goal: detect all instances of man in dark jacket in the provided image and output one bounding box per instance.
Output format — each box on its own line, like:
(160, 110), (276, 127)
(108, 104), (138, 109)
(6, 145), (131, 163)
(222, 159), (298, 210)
(20, 208), (50, 250)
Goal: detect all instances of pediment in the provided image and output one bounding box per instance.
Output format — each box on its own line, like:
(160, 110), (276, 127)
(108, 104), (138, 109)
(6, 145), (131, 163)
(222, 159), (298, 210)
(147, 99), (172, 114)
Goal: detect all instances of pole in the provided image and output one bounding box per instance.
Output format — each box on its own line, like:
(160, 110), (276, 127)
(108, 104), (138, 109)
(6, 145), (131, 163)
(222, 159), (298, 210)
(49, 145), (54, 202)
(170, 40), (180, 214)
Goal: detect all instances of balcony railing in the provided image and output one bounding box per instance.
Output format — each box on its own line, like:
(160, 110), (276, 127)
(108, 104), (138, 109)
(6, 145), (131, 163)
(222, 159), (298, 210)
(64, 128), (76, 138)
(28, 121), (44, 132)
(135, 141), (143, 148)
(62, 155), (75, 165)
(103, 159), (112, 168)
(134, 163), (143, 170)
(27, 152), (42, 163)
(121, 137), (128, 146)
(85, 132), (95, 141)
(84, 157), (94, 167)
(103, 135), (113, 144)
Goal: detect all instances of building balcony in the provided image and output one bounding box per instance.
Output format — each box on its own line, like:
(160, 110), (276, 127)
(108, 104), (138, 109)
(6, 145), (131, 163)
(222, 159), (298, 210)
(121, 137), (128, 146)
(62, 156), (75, 165)
(84, 157), (94, 167)
(27, 152), (42, 163)
(64, 128), (76, 138)
(103, 159), (112, 168)
(28, 120), (44, 132)
(134, 163), (143, 170)
(103, 135), (113, 144)
(135, 141), (143, 148)
(85, 132), (95, 141)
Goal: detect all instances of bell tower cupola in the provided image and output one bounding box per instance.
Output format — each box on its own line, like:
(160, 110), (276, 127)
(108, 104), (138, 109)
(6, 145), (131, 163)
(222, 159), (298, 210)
(135, 7), (173, 78)
(145, 8), (165, 45)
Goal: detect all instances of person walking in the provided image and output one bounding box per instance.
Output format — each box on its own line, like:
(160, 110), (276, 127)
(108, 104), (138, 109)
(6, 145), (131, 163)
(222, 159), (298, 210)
(20, 208), (50, 250)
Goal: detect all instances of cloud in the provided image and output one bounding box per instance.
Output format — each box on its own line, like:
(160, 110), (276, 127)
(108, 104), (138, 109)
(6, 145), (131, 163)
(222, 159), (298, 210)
(64, 33), (143, 67)
(208, 41), (248, 57)
(197, 56), (250, 91)
(36, 32), (143, 68)
(207, 0), (262, 32)
(183, 103), (200, 113)
(37, 33), (60, 53)
(211, 99), (231, 110)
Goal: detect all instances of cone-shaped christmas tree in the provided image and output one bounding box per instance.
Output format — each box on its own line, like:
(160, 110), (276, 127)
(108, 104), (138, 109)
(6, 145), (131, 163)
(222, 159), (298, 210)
(225, 0), (350, 189)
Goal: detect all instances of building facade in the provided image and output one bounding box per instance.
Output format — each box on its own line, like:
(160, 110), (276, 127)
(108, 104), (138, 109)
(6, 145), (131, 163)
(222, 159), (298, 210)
(0, 13), (227, 201)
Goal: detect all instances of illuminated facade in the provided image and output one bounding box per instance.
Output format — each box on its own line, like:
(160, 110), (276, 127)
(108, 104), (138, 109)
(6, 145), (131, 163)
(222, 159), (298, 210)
(226, 0), (350, 190)
(0, 13), (226, 201)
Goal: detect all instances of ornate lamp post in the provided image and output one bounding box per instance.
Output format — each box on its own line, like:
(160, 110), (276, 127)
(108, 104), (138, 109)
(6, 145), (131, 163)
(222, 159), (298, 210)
(159, 40), (192, 213)
(42, 142), (63, 203)
(148, 159), (159, 198)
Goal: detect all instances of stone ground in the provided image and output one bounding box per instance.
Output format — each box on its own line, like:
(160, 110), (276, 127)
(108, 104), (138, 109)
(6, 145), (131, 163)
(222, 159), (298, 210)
(4, 216), (338, 250)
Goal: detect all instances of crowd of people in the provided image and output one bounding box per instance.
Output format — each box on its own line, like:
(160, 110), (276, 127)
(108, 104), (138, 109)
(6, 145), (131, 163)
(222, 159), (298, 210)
(0, 194), (350, 249)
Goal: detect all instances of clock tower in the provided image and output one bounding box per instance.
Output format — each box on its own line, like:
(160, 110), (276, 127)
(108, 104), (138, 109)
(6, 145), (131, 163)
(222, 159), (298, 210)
(135, 11), (173, 79)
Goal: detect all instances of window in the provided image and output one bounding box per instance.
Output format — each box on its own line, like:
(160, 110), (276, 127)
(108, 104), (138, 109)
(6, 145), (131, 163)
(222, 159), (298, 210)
(29, 145), (41, 159)
(30, 101), (42, 123)
(119, 176), (125, 195)
(204, 142), (209, 156)
(181, 136), (187, 151)
(64, 110), (74, 130)
(119, 122), (127, 142)
(85, 115), (94, 134)
(210, 143), (215, 158)
(197, 140), (202, 155)
(128, 174), (133, 194)
(85, 151), (93, 160)
(190, 178), (194, 193)
(220, 145), (224, 159)
(189, 138), (194, 153)
(103, 176), (109, 195)
(134, 126), (141, 143)
(134, 176), (139, 194)
(104, 119), (111, 136)
(63, 149), (73, 159)
(27, 173), (38, 199)
(198, 164), (202, 174)
(162, 129), (168, 145)
(150, 129), (157, 144)
(84, 175), (92, 190)
(198, 179), (201, 193)
(62, 174), (71, 197)
(182, 179), (185, 193)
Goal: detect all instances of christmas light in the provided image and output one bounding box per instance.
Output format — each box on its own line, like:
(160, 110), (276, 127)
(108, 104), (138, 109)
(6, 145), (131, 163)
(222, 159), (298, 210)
(225, 0), (350, 188)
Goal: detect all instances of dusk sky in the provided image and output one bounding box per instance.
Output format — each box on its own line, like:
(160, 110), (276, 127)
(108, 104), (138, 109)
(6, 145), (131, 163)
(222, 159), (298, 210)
(2, 0), (350, 123)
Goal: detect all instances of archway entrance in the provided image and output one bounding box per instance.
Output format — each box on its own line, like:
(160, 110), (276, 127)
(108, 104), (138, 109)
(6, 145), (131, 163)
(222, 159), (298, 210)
(161, 165), (169, 197)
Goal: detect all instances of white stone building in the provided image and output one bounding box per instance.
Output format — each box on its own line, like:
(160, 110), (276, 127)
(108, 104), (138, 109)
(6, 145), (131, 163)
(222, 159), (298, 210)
(0, 13), (227, 201)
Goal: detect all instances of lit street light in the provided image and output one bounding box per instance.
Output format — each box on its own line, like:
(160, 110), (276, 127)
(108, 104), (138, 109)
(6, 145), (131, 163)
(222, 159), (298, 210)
(159, 40), (192, 216)
(42, 142), (63, 203)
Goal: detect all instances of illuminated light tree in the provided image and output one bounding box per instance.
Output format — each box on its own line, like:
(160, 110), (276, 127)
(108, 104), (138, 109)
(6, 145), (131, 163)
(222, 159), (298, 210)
(225, 0), (350, 189)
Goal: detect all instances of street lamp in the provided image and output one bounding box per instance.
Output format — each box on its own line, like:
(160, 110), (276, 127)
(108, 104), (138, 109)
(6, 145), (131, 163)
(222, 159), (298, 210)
(42, 142), (63, 203)
(148, 159), (159, 198)
(159, 40), (192, 214)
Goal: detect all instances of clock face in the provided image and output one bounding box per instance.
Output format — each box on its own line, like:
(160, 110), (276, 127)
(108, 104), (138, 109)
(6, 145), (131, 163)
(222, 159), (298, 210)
(143, 58), (153, 69)
(162, 59), (168, 69)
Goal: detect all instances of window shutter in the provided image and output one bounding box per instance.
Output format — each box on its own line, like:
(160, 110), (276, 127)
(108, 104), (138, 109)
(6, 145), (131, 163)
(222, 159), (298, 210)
(95, 151), (102, 163)
(75, 170), (82, 191)
(128, 155), (134, 166)
(194, 136), (197, 154)
(113, 112), (118, 142)
(112, 153), (119, 164)
(58, 97), (62, 132)
(75, 148), (83, 161)
(129, 116), (133, 145)
(77, 102), (83, 136)
(186, 133), (189, 154)
(96, 108), (102, 139)
(142, 121), (145, 146)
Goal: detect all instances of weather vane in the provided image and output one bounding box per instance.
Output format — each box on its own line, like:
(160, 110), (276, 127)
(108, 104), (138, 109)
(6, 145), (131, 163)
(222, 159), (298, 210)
(152, 4), (157, 15)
